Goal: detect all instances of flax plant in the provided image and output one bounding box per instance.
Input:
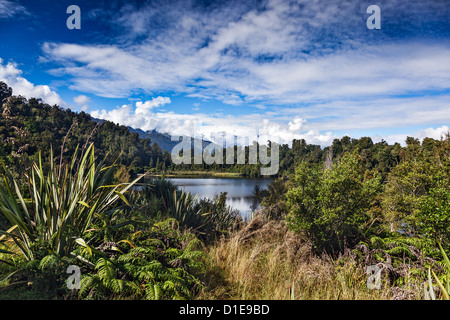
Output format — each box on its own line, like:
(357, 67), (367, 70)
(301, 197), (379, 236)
(426, 243), (450, 300)
(0, 143), (142, 261)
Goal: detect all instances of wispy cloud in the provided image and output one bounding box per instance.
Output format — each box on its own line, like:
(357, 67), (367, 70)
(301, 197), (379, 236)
(35, 0), (450, 145)
(42, 0), (450, 102)
(0, 0), (28, 19)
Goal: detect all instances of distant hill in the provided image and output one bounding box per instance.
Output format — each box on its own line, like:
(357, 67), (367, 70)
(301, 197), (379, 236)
(127, 127), (216, 153)
(90, 117), (214, 153)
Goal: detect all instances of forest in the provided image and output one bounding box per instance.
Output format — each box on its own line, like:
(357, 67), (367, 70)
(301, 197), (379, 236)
(0, 81), (449, 300)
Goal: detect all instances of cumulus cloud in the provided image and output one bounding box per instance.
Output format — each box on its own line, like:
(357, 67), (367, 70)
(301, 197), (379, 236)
(0, 59), (65, 106)
(288, 118), (306, 132)
(415, 126), (450, 141)
(90, 101), (335, 147)
(135, 97), (171, 114)
(73, 94), (90, 105)
(73, 95), (90, 111)
(373, 125), (450, 146)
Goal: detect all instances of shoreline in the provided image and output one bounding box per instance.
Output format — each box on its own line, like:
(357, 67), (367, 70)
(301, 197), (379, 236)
(145, 171), (245, 178)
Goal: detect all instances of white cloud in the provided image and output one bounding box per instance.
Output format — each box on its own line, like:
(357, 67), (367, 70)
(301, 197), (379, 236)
(276, 94), (450, 134)
(0, 0), (28, 19)
(374, 125), (450, 146)
(413, 126), (450, 142)
(73, 94), (90, 105)
(36, 0), (450, 147)
(43, 40), (450, 118)
(288, 118), (305, 132)
(73, 95), (90, 111)
(135, 97), (171, 114)
(90, 101), (335, 148)
(0, 59), (65, 106)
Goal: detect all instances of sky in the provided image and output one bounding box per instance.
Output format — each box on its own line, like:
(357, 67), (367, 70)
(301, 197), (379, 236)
(0, 0), (449, 147)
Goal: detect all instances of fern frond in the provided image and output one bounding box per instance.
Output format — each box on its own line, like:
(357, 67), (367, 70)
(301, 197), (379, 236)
(95, 257), (117, 281)
(145, 283), (162, 300)
(38, 254), (60, 271)
(79, 274), (100, 298)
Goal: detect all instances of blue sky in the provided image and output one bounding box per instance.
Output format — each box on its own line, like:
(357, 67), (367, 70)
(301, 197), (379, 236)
(0, 0), (449, 147)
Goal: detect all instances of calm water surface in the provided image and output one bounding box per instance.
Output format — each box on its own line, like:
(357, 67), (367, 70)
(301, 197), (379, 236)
(168, 177), (273, 219)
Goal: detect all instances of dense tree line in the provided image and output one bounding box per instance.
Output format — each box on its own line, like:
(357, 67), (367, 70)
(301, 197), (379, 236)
(261, 132), (450, 258)
(162, 136), (405, 178)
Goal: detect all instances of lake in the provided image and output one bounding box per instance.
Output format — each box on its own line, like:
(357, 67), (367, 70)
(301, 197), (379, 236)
(168, 177), (273, 219)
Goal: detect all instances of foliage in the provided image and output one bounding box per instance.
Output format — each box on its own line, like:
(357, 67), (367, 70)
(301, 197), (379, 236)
(0, 143), (142, 261)
(286, 153), (384, 253)
(76, 218), (206, 300)
(200, 215), (403, 300)
(381, 134), (450, 251)
(0, 82), (170, 176)
(197, 192), (242, 236)
(259, 178), (289, 219)
(0, 82), (12, 102)
(1, 81), (450, 300)
(426, 243), (450, 300)
(417, 186), (450, 245)
(0, 146), (206, 300)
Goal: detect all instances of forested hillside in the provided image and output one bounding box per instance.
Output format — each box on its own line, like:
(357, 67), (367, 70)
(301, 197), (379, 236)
(0, 82), (170, 177)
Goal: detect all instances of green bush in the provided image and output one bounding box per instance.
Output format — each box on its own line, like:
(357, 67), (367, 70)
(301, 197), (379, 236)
(286, 153), (383, 253)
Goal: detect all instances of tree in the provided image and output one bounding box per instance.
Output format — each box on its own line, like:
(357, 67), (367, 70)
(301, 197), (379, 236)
(416, 185), (450, 247)
(381, 134), (449, 239)
(0, 82), (12, 102)
(286, 153), (383, 253)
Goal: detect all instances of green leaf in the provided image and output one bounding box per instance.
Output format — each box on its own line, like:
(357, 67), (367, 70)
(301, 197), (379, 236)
(427, 267), (436, 300)
(75, 238), (93, 256)
(78, 200), (90, 208)
(0, 248), (15, 255)
(432, 268), (450, 300)
(438, 243), (450, 272)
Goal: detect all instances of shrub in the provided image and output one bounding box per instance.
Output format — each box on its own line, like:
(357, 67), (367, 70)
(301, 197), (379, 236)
(286, 153), (383, 253)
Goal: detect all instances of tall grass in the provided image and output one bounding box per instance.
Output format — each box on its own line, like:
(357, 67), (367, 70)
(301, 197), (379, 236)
(199, 215), (423, 300)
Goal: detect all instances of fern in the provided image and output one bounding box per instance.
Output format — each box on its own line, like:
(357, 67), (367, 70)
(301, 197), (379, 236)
(95, 258), (117, 281)
(145, 283), (162, 300)
(38, 254), (60, 271)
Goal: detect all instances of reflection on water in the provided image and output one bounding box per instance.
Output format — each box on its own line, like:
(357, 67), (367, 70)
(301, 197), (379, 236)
(168, 177), (273, 219)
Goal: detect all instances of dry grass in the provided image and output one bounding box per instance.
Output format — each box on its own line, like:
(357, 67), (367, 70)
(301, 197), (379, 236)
(198, 214), (424, 300)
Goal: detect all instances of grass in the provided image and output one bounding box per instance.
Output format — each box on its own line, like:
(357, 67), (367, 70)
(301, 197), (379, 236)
(197, 214), (424, 300)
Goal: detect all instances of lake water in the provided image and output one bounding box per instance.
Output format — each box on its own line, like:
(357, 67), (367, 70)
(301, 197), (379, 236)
(168, 177), (273, 219)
